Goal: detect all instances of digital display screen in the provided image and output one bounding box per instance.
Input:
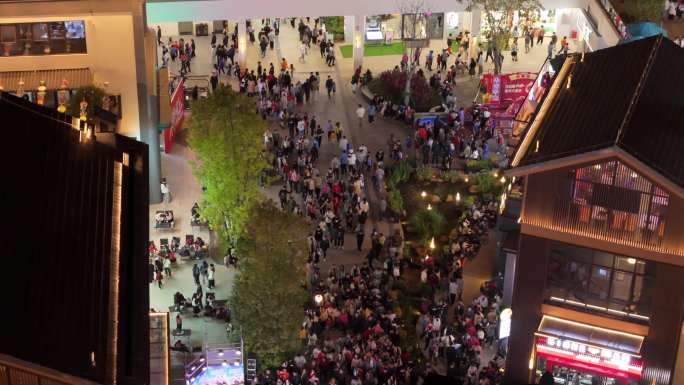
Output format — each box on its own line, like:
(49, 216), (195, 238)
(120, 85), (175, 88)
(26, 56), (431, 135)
(65, 21), (85, 39)
(366, 30), (383, 40)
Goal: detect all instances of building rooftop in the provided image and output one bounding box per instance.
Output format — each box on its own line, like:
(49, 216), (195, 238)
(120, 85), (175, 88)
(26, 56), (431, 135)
(514, 35), (684, 189)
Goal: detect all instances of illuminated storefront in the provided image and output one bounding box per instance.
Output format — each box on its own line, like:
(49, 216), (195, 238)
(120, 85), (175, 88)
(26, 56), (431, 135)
(532, 316), (644, 385)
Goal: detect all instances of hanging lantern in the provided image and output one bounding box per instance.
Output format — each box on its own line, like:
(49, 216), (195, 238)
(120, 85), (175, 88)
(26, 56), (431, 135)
(79, 99), (88, 122)
(57, 79), (69, 113)
(36, 80), (47, 106)
(17, 78), (25, 97)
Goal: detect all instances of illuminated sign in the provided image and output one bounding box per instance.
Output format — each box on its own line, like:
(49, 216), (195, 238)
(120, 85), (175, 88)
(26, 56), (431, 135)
(535, 335), (643, 377)
(499, 308), (512, 338)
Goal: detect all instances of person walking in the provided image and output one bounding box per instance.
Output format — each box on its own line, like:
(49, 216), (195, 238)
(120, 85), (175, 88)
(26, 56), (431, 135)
(155, 270), (163, 289)
(355, 223), (364, 251)
(163, 256), (172, 278)
(176, 314), (183, 332)
(192, 263), (200, 285)
(325, 76), (335, 99)
(157, 26), (162, 44)
(208, 264), (216, 289)
(355, 104), (366, 128)
(200, 260), (209, 285)
(161, 178), (171, 203)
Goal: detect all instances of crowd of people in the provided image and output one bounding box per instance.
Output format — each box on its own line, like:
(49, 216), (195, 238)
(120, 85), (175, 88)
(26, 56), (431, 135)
(155, 16), (513, 385)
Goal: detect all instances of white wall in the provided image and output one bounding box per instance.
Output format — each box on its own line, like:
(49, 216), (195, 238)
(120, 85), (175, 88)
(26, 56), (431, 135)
(0, 14), (142, 139)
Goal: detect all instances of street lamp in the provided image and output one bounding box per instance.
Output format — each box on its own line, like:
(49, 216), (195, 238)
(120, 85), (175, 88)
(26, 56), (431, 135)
(314, 293), (323, 305)
(456, 192), (461, 202)
(427, 204), (432, 210)
(420, 191), (427, 198)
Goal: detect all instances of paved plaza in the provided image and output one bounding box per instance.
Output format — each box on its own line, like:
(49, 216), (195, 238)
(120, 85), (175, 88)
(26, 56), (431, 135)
(150, 17), (575, 380)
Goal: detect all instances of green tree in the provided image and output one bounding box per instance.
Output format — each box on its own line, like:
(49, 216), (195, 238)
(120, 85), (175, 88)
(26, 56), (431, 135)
(464, 0), (542, 74)
(409, 209), (446, 243)
(187, 85), (270, 245)
(67, 85), (106, 118)
(230, 201), (309, 368)
(623, 0), (663, 22)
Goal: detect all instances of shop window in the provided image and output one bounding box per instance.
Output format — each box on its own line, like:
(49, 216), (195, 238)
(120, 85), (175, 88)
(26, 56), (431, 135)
(0, 20), (86, 57)
(545, 241), (655, 319)
(556, 160), (670, 248)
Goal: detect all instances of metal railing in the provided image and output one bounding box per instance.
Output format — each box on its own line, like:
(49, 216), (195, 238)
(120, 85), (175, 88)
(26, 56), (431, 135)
(0, 354), (99, 385)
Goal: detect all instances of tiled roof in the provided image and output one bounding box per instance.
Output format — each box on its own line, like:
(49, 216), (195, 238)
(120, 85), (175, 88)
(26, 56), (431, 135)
(515, 36), (684, 188)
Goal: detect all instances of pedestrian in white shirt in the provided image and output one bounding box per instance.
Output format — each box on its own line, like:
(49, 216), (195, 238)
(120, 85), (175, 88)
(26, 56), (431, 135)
(160, 178), (171, 203)
(355, 104), (366, 128)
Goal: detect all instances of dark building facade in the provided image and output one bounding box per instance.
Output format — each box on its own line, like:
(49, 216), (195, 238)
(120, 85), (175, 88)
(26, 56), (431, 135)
(504, 36), (684, 385)
(0, 92), (150, 385)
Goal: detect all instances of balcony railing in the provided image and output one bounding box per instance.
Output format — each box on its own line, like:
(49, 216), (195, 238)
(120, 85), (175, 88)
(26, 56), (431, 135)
(0, 353), (99, 385)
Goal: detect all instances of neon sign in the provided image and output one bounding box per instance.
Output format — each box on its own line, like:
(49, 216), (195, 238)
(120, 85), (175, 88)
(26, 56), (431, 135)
(535, 335), (643, 377)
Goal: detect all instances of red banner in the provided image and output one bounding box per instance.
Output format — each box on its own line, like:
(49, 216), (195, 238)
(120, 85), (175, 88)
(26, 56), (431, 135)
(481, 72), (536, 106)
(165, 78), (185, 154)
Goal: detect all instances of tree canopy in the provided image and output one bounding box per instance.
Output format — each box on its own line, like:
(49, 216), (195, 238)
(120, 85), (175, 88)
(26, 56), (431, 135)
(466, 0), (542, 74)
(230, 200), (309, 368)
(623, 0), (663, 23)
(187, 85), (270, 245)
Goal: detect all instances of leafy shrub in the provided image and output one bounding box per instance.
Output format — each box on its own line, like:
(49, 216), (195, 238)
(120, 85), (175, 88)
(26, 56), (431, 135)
(441, 170), (462, 183)
(415, 166), (436, 182)
(409, 209), (445, 243)
(370, 70), (441, 112)
(387, 161), (410, 186)
(321, 16), (344, 40)
(68, 85), (107, 119)
(387, 188), (404, 215)
(465, 159), (494, 172)
(471, 171), (503, 201)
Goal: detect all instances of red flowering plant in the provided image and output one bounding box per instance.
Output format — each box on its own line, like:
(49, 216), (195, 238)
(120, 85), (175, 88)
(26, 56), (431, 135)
(368, 70), (440, 112)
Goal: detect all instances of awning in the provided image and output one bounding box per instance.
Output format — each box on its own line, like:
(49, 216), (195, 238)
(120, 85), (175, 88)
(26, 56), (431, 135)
(537, 315), (644, 354)
(0, 68), (93, 91)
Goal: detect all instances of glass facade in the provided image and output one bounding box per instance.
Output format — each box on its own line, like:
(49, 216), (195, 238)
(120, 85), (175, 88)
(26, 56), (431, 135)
(546, 241), (655, 319)
(0, 20), (86, 56)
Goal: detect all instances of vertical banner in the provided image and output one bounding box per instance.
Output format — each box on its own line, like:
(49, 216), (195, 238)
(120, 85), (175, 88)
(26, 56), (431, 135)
(166, 78), (185, 154)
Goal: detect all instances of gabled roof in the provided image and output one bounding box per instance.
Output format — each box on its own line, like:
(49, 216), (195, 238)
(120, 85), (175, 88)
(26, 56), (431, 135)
(511, 35), (684, 190)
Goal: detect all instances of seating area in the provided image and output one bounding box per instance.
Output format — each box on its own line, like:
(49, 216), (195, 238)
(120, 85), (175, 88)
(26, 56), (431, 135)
(154, 210), (175, 230)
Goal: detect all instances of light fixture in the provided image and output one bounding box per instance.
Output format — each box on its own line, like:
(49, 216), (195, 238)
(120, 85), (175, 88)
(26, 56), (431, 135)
(355, 35), (361, 49)
(493, 171), (498, 178)
(581, 52), (585, 62)
(627, 258), (636, 264)
(456, 192), (461, 202)
(429, 237), (435, 250)
(218, 349), (224, 357)
(190, 366), (196, 371)
(535, 140), (540, 153)
(235, 350), (242, 356)
(427, 204), (432, 210)
(234, 361), (240, 366)
(17, 78), (25, 97)
(566, 74), (572, 89)
(314, 294), (323, 305)
(199, 357), (205, 362)
(499, 176), (506, 184)
(630, 172), (638, 178)
(507, 183), (512, 192)
(79, 99), (88, 122)
(464, 176), (469, 183)
(424, 255), (430, 261)
(36, 80), (47, 106)
(222, 360), (228, 367)
(202, 367), (208, 372)
(421, 191), (427, 198)
(57, 78), (68, 113)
